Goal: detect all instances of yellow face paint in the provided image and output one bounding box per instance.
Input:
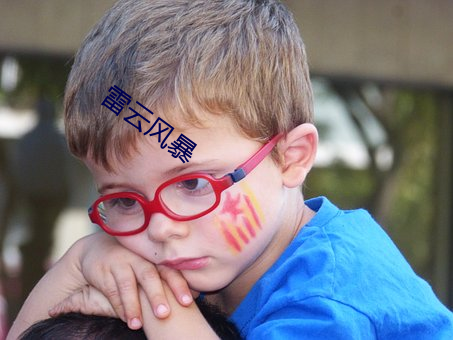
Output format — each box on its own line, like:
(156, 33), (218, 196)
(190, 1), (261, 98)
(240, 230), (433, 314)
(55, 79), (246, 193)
(216, 182), (264, 254)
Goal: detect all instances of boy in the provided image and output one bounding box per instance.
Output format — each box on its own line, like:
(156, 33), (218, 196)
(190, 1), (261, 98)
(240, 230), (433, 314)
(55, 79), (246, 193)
(8, 0), (453, 339)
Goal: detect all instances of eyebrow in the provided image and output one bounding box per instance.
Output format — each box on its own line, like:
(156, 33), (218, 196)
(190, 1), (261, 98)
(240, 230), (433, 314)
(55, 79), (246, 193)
(98, 183), (136, 194)
(165, 159), (223, 177)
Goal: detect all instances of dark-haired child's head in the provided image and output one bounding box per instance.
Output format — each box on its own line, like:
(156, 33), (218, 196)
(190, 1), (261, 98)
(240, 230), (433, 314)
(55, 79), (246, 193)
(19, 312), (146, 340)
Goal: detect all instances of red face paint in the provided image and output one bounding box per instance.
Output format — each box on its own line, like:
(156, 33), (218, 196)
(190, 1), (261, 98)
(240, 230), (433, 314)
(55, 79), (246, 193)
(221, 192), (243, 222)
(216, 186), (263, 253)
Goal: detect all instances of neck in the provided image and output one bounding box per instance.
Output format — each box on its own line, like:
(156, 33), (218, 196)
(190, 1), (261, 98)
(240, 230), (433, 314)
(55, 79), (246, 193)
(207, 190), (315, 315)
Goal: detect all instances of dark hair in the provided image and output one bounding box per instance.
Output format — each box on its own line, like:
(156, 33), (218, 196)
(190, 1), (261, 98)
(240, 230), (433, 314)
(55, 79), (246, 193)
(19, 299), (242, 340)
(19, 313), (146, 340)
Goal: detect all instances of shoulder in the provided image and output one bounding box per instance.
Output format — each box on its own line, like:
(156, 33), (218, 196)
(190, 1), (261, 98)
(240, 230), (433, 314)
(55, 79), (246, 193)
(232, 197), (453, 338)
(306, 198), (453, 338)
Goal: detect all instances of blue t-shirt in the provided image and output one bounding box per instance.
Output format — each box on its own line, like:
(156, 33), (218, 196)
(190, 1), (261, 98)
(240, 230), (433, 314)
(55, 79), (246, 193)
(230, 197), (453, 339)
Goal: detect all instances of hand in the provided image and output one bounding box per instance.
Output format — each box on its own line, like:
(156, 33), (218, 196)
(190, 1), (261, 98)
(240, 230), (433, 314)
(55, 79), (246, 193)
(66, 233), (194, 328)
(49, 284), (218, 339)
(6, 232), (194, 338)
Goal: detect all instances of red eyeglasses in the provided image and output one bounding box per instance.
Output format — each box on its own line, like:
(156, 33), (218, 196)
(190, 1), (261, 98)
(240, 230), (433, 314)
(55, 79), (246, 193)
(88, 134), (282, 236)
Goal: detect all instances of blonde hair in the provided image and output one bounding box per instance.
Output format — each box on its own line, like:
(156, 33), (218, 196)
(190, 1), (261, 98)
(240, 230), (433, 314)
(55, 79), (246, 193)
(64, 0), (313, 170)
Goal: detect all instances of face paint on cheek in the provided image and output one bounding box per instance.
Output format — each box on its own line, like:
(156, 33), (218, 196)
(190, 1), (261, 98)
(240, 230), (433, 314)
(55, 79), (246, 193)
(215, 183), (264, 254)
(240, 182), (264, 230)
(219, 220), (242, 252)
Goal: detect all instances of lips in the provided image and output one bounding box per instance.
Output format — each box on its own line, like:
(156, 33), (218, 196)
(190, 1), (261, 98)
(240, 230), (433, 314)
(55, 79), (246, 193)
(160, 257), (209, 271)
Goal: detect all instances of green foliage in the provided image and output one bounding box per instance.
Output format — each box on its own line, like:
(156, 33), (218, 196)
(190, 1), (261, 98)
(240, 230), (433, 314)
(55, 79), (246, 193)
(307, 86), (440, 284)
(305, 166), (376, 210)
(383, 92), (438, 281)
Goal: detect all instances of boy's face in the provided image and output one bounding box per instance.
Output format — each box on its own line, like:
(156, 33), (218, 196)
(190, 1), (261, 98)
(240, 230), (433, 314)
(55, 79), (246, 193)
(85, 114), (291, 293)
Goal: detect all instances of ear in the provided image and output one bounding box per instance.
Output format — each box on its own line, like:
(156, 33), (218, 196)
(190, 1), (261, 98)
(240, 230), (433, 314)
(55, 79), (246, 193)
(278, 123), (318, 188)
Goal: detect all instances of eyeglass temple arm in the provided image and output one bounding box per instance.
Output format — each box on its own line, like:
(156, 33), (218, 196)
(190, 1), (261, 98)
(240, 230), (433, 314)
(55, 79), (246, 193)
(229, 133), (283, 183)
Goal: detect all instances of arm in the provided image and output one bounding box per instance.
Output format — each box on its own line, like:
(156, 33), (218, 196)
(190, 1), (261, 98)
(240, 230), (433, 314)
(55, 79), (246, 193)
(140, 284), (219, 340)
(45, 283), (220, 339)
(7, 239), (87, 340)
(7, 232), (192, 338)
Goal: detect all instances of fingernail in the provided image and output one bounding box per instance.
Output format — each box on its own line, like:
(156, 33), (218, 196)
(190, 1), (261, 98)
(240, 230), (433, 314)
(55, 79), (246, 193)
(181, 294), (192, 305)
(129, 317), (142, 329)
(156, 304), (169, 317)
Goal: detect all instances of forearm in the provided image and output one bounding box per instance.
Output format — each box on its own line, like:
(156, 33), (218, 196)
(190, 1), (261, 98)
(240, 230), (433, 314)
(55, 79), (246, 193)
(7, 236), (88, 339)
(140, 285), (219, 340)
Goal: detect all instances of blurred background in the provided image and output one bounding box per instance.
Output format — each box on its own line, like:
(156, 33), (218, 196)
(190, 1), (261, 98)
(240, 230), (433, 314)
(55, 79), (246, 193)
(0, 0), (452, 335)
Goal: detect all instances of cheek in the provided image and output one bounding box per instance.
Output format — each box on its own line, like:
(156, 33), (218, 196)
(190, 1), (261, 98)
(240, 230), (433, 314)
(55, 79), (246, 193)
(116, 235), (157, 263)
(214, 182), (265, 254)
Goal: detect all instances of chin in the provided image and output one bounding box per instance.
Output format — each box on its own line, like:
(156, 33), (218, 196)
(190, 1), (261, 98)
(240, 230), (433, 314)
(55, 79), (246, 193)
(184, 273), (230, 293)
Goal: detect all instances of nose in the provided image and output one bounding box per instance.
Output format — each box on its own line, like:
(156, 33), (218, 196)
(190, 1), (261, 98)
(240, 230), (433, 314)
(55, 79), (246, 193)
(146, 213), (190, 242)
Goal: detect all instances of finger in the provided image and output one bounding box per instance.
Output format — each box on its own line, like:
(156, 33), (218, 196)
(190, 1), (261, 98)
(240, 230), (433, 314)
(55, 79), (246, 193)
(157, 265), (193, 306)
(133, 263), (170, 319)
(111, 264), (143, 329)
(99, 271), (127, 322)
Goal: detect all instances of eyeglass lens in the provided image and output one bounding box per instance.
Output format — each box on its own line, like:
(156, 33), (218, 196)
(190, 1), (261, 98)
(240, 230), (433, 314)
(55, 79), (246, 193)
(96, 177), (217, 232)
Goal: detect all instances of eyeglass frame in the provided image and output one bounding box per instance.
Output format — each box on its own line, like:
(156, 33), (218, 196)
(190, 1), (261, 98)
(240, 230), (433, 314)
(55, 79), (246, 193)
(88, 133), (283, 236)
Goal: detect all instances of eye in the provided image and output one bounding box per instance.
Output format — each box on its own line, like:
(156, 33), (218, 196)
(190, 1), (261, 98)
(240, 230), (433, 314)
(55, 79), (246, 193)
(112, 197), (137, 208)
(103, 197), (141, 214)
(175, 178), (213, 196)
(181, 178), (206, 190)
